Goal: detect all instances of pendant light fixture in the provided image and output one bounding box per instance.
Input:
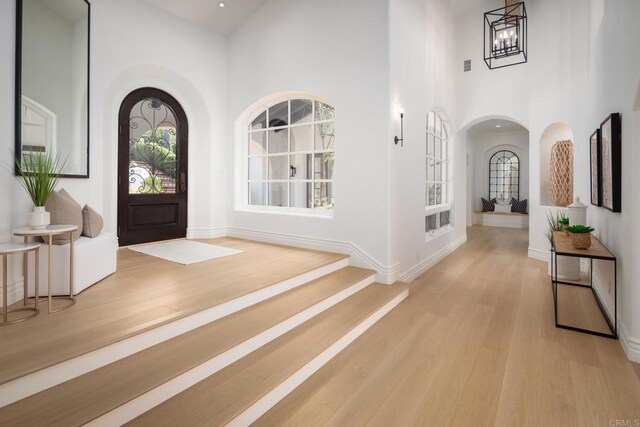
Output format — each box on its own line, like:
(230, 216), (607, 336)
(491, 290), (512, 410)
(484, 1), (527, 69)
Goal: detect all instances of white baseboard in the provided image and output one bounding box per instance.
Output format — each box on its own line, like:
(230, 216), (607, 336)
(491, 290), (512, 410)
(527, 247), (548, 262)
(227, 227), (400, 284)
(399, 233), (467, 283)
(186, 228), (226, 239)
(619, 322), (640, 363)
(590, 274), (640, 363)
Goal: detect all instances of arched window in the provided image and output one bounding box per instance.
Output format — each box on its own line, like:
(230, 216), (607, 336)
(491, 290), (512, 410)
(244, 96), (335, 214)
(425, 110), (453, 235)
(489, 150), (519, 201)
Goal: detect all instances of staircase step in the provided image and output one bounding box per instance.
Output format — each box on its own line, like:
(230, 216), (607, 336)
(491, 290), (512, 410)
(0, 255), (349, 406)
(0, 267), (375, 427)
(123, 283), (409, 427)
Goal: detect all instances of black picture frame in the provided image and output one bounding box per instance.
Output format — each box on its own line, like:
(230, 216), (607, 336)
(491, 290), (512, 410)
(599, 113), (621, 212)
(15, 0), (91, 178)
(589, 128), (601, 206)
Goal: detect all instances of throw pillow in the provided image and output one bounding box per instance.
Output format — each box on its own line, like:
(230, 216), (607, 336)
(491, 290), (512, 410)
(494, 198), (511, 206)
(481, 198), (495, 212)
(44, 189), (83, 244)
(495, 204), (512, 213)
(82, 205), (104, 238)
(512, 199), (528, 214)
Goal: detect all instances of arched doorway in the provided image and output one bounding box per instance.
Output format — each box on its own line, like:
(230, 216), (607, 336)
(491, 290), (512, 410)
(117, 88), (189, 246)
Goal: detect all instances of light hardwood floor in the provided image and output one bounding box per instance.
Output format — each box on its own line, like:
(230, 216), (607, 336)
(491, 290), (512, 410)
(0, 238), (346, 384)
(256, 226), (640, 426)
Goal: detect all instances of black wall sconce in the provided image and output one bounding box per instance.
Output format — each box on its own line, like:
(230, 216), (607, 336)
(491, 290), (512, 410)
(394, 112), (404, 147)
(289, 165), (297, 178)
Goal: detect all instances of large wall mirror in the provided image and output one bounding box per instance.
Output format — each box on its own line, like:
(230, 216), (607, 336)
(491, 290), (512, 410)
(15, 0), (90, 177)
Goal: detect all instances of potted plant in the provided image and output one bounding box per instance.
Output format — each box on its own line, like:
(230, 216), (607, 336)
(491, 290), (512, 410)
(558, 217), (570, 232)
(567, 224), (595, 250)
(545, 209), (580, 279)
(14, 152), (67, 229)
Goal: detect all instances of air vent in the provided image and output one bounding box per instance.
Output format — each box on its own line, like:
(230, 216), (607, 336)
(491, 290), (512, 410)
(464, 60), (471, 72)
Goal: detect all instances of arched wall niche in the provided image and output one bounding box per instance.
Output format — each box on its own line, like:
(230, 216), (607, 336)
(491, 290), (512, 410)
(539, 122), (574, 207)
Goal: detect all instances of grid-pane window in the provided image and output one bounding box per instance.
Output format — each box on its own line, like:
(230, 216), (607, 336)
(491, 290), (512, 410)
(247, 98), (335, 211)
(425, 110), (452, 235)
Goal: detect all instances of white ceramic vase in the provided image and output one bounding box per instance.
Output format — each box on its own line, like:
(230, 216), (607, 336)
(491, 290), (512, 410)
(28, 206), (50, 230)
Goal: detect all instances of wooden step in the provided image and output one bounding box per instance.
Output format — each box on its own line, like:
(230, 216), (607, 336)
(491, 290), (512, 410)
(123, 283), (409, 427)
(0, 240), (349, 405)
(0, 267), (374, 426)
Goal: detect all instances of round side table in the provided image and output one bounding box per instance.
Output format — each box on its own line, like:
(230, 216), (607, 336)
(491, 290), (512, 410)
(14, 225), (78, 314)
(1, 242), (41, 325)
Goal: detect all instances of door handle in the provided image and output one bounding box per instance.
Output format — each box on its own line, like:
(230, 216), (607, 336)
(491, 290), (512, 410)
(180, 172), (187, 193)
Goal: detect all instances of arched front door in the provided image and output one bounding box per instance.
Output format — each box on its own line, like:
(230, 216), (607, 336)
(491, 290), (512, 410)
(117, 88), (188, 246)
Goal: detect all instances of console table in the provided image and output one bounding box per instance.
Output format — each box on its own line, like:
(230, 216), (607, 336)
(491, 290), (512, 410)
(551, 231), (617, 339)
(14, 225), (77, 314)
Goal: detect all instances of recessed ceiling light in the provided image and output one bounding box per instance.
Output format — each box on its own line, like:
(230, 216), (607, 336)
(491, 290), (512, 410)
(219, 1), (225, 7)
(495, 124), (502, 128)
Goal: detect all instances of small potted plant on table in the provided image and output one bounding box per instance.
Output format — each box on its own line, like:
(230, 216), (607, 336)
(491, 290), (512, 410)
(558, 217), (570, 233)
(567, 225), (595, 250)
(11, 152), (67, 229)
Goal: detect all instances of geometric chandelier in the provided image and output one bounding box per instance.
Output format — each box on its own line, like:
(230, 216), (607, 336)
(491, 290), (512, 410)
(484, 1), (528, 69)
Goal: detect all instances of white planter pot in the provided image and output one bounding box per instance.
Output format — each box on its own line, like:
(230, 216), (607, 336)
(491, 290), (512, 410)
(28, 206), (50, 230)
(548, 250), (580, 281)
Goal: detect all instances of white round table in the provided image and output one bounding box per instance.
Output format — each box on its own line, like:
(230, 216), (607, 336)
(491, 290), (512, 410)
(0, 242), (41, 325)
(14, 225), (78, 314)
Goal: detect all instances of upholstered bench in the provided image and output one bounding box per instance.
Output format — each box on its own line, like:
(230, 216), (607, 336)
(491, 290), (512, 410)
(27, 232), (118, 297)
(473, 211), (529, 229)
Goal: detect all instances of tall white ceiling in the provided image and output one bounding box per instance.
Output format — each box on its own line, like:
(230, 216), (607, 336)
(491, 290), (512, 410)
(468, 119), (528, 134)
(143, 0), (268, 35)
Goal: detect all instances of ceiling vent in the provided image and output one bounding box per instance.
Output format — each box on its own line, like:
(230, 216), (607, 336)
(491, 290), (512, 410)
(464, 60), (471, 72)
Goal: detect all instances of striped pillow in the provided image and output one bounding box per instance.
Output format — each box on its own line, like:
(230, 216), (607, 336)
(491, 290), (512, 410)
(511, 199), (528, 213)
(481, 198), (495, 212)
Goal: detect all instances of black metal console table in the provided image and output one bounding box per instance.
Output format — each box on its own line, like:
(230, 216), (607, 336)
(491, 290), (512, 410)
(551, 231), (617, 339)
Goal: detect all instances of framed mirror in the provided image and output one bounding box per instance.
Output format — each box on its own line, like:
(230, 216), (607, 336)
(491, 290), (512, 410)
(489, 150), (519, 201)
(15, 0), (90, 177)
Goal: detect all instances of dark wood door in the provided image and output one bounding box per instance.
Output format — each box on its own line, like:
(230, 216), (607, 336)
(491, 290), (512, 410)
(117, 88), (188, 246)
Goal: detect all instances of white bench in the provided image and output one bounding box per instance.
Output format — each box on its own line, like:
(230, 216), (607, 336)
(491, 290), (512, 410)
(26, 232), (118, 297)
(473, 211), (529, 229)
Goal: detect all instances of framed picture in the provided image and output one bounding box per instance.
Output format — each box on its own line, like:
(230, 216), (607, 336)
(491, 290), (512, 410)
(600, 113), (621, 212)
(590, 129), (601, 206)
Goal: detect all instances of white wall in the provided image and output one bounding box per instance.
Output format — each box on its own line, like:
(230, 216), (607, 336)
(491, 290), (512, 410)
(388, 0), (463, 282)
(0, 0), (228, 304)
(584, 0), (640, 361)
(467, 128), (529, 216)
(455, 0), (591, 259)
(226, 0), (393, 277)
(456, 0), (640, 361)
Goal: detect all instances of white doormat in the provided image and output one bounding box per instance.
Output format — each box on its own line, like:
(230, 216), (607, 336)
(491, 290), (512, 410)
(128, 240), (243, 265)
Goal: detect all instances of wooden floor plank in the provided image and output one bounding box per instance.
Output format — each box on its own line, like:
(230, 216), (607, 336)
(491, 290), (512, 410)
(0, 267), (372, 427)
(0, 238), (346, 385)
(128, 283), (408, 427)
(256, 226), (640, 425)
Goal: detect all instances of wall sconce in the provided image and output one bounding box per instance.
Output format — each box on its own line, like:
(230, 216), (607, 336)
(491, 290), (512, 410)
(394, 108), (404, 147)
(289, 165), (297, 178)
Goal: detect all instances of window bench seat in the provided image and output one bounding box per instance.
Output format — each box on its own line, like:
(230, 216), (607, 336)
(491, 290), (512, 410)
(473, 211), (529, 229)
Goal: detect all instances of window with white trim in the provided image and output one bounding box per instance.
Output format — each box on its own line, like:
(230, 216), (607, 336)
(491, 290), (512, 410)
(425, 110), (452, 235)
(246, 97), (335, 213)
